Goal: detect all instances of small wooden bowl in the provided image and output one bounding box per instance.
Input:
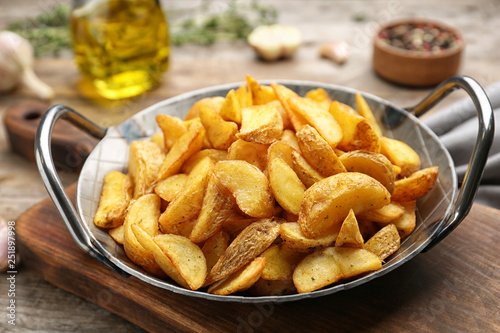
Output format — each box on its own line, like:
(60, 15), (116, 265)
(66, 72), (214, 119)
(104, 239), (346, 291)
(373, 19), (464, 87)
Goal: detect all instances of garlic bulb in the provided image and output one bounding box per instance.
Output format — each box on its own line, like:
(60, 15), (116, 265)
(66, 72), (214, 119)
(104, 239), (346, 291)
(247, 25), (302, 62)
(0, 31), (54, 100)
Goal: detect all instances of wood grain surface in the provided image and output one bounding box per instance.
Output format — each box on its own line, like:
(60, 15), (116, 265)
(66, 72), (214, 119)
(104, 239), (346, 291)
(1, 0), (500, 332)
(14, 184), (500, 333)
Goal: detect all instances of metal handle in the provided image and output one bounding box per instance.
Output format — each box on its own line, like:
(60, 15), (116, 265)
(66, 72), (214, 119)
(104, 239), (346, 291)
(407, 76), (495, 251)
(35, 104), (129, 276)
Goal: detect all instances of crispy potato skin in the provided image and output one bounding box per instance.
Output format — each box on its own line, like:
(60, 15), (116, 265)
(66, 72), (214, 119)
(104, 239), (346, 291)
(392, 166), (439, 202)
(94, 171), (132, 229)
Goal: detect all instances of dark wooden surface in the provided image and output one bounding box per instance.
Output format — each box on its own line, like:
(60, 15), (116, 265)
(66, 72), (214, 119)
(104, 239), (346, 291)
(14, 184), (500, 333)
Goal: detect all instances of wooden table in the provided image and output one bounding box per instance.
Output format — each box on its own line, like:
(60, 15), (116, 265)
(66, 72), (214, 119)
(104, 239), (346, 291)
(1, 1), (499, 332)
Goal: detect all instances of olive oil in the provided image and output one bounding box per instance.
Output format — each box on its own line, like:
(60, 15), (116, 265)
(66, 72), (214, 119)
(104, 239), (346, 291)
(71, 0), (169, 100)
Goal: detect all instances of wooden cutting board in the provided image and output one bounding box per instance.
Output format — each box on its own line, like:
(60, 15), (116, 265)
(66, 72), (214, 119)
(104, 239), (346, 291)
(15, 184), (500, 333)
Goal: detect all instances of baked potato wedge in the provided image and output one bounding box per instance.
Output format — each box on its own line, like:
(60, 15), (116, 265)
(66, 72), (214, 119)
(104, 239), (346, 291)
(128, 141), (165, 198)
(94, 170), (133, 228)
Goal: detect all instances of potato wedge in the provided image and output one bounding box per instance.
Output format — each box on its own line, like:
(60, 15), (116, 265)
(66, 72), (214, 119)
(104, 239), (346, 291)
(358, 202), (405, 224)
(380, 136), (421, 178)
(221, 213), (258, 240)
(246, 75), (276, 105)
(364, 224), (401, 260)
(280, 129), (300, 151)
(214, 160), (274, 218)
(267, 99), (292, 130)
(237, 104), (283, 144)
(392, 166), (439, 202)
(159, 157), (213, 234)
(291, 150), (324, 188)
(156, 114), (187, 150)
(235, 83), (252, 108)
(109, 225), (125, 244)
(227, 139), (269, 172)
(271, 82), (308, 132)
(181, 149), (227, 174)
(250, 278), (296, 296)
(184, 96), (224, 120)
(201, 231), (230, 274)
(392, 201), (417, 238)
(298, 172), (391, 238)
(339, 150), (396, 194)
(355, 93), (382, 137)
(219, 89), (242, 124)
(154, 234), (207, 290)
(94, 171), (133, 228)
(208, 257), (266, 295)
(189, 173), (235, 243)
(293, 246), (343, 293)
(331, 247), (382, 279)
(267, 141), (294, 167)
(280, 222), (339, 253)
(123, 193), (163, 276)
(288, 95), (342, 148)
(304, 87), (332, 110)
(128, 141), (165, 198)
(206, 218), (280, 285)
(154, 173), (188, 202)
(131, 223), (189, 288)
(156, 123), (205, 182)
(296, 125), (346, 177)
(199, 105), (238, 150)
(260, 244), (305, 280)
(268, 156), (305, 215)
(335, 209), (364, 248)
(329, 101), (381, 152)
(150, 132), (165, 149)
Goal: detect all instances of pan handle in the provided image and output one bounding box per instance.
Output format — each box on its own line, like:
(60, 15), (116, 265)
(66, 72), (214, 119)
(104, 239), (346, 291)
(405, 76), (495, 252)
(35, 104), (129, 276)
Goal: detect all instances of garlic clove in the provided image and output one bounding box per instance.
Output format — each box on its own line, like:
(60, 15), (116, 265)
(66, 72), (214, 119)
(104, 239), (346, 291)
(319, 41), (350, 65)
(247, 25), (302, 62)
(0, 31), (54, 100)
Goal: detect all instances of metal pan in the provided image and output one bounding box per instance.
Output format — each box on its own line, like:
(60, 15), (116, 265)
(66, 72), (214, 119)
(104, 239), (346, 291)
(35, 76), (494, 303)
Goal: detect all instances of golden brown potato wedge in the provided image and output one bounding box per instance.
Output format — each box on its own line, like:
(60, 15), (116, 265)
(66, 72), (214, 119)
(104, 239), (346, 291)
(109, 225), (125, 245)
(358, 202), (405, 224)
(260, 244), (305, 280)
(392, 201), (417, 238)
(154, 173), (188, 202)
(214, 160), (274, 218)
(156, 122), (205, 182)
(199, 105), (239, 150)
(237, 104), (283, 144)
(181, 149), (227, 174)
(128, 141), (165, 199)
(267, 141), (294, 167)
(268, 156), (305, 215)
(392, 166), (439, 202)
(154, 234), (207, 290)
(206, 218), (280, 285)
(329, 101), (381, 153)
(201, 231), (230, 274)
(288, 95), (342, 148)
(159, 157), (213, 235)
(271, 82), (308, 132)
(156, 114), (187, 150)
(267, 99), (292, 130)
(332, 247), (382, 279)
(304, 87), (332, 110)
(235, 83), (252, 108)
(131, 223), (189, 288)
(291, 150), (324, 188)
(280, 222), (339, 253)
(335, 209), (364, 248)
(246, 75), (277, 105)
(184, 96), (224, 120)
(298, 172), (391, 238)
(380, 136), (421, 178)
(364, 224), (401, 260)
(355, 93), (382, 137)
(296, 125), (346, 177)
(339, 150), (396, 194)
(123, 193), (163, 276)
(250, 278), (296, 296)
(219, 89), (242, 124)
(227, 139), (269, 172)
(208, 257), (266, 295)
(94, 171), (133, 228)
(280, 129), (301, 151)
(189, 173), (235, 243)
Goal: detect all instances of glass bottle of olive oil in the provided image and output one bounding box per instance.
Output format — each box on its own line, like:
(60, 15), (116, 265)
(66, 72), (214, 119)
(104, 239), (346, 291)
(71, 0), (169, 100)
